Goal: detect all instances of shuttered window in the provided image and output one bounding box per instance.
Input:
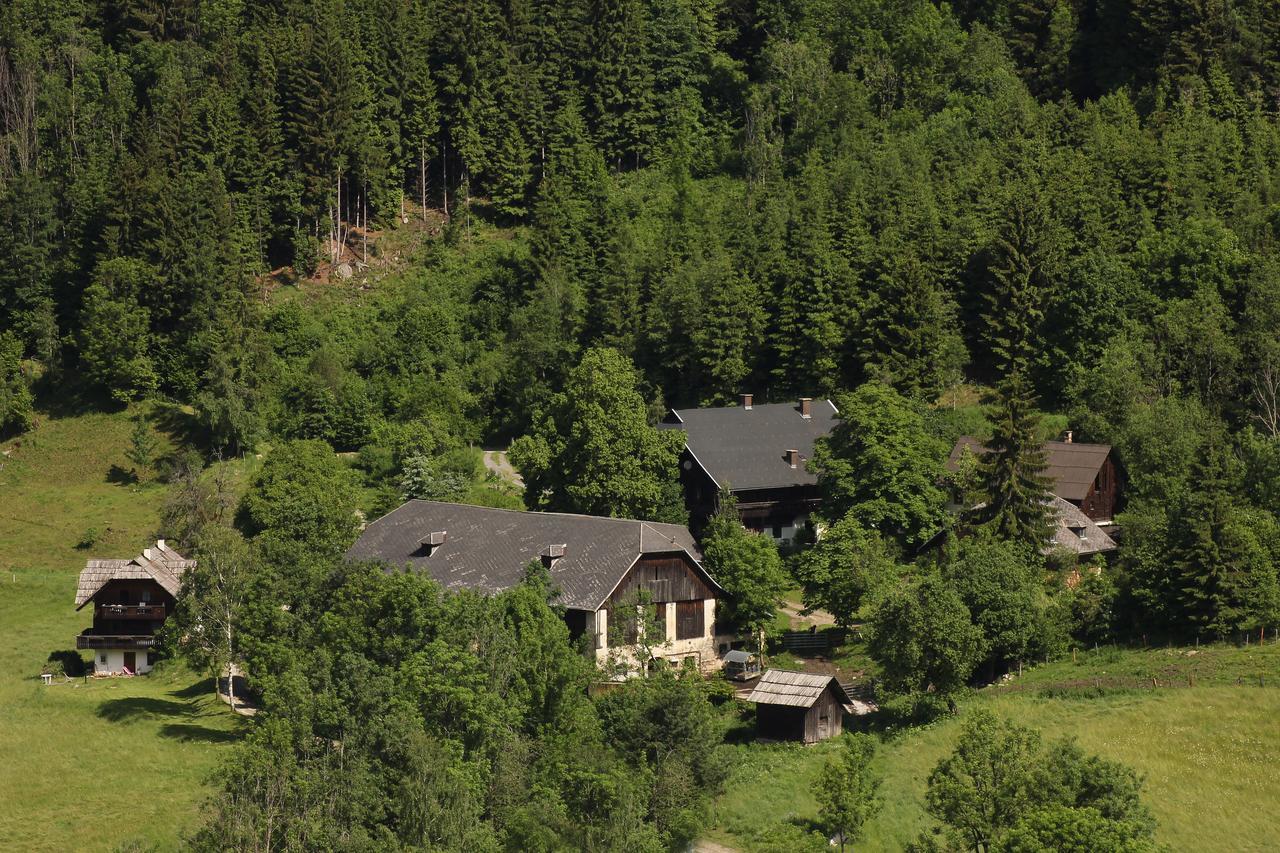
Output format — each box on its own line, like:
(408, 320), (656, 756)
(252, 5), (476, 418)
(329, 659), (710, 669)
(676, 600), (704, 640)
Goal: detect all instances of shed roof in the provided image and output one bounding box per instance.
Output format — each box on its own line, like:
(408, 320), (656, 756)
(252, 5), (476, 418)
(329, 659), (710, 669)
(724, 649), (755, 664)
(1048, 496), (1117, 556)
(746, 669), (853, 708)
(345, 501), (717, 611)
(947, 436), (1112, 502)
(662, 399), (839, 491)
(75, 540), (194, 609)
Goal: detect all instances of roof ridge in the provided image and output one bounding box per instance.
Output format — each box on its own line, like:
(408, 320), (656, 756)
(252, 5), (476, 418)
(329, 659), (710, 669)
(402, 499), (675, 528)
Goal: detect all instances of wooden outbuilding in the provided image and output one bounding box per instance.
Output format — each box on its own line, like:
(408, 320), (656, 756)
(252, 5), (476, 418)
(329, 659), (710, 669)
(747, 669), (854, 743)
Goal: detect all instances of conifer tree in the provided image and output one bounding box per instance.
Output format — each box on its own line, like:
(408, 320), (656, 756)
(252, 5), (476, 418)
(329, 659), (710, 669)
(772, 151), (847, 394)
(973, 370), (1054, 547)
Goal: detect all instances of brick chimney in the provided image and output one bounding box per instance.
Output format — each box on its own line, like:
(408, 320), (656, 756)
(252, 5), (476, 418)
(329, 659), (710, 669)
(541, 543), (566, 569)
(799, 397), (812, 419)
(786, 449), (800, 468)
(740, 393), (753, 410)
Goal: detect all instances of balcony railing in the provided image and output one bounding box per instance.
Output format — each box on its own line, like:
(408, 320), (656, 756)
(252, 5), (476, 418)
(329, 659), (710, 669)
(76, 633), (157, 650)
(96, 603), (166, 619)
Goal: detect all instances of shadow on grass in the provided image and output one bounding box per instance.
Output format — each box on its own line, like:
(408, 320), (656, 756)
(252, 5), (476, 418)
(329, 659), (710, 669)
(106, 464), (137, 485)
(159, 723), (240, 744)
(170, 677), (216, 699)
(97, 696), (194, 723)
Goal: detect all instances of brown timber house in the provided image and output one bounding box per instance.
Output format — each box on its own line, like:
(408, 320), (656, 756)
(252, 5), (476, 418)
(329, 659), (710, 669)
(661, 394), (838, 543)
(75, 539), (194, 675)
(948, 434), (1123, 523)
(345, 501), (730, 675)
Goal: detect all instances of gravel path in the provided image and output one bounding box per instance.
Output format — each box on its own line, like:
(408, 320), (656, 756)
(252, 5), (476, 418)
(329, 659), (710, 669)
(482, 449), (524, 489)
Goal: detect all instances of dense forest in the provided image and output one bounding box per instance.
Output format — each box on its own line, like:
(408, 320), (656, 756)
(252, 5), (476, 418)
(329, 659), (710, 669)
(4, 0), (1280, 848)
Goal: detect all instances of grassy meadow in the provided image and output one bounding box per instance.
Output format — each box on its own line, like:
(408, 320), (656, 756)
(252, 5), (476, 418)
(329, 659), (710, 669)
(0, 410), (247, 852)
(708, 643), (1280, 852)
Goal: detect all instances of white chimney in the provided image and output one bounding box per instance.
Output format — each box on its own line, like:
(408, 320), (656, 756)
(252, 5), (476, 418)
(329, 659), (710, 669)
(1064, 430), (1073, 443)
(541, 544), (566, 568)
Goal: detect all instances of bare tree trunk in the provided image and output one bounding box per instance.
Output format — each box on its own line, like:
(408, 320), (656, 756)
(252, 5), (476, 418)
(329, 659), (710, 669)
(1253, 359), (1280, 438)
(420, 143), (427, 222)
(442, 138), (449, 218)
(362, 183), (367, 265)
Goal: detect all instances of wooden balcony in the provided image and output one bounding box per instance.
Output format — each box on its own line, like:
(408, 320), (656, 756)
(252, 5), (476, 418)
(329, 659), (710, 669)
(76, 633), (157, 650)
(95, 603), (166, 620)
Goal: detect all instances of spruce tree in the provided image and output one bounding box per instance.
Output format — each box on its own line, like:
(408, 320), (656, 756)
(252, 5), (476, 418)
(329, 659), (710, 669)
(974, 370), (1054, 547)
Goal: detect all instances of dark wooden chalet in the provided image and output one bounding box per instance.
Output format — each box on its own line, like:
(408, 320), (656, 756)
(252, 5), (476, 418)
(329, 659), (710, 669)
(948, 433), (1123, 522)
(747, 669), (853, 743)
(345, 501), (729, 674)
(661, 394), (839, 542)
(75, 539), (194, 675)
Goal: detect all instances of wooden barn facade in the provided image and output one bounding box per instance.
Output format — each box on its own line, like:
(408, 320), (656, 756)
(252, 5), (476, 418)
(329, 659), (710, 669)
(747, 670), (854, 743)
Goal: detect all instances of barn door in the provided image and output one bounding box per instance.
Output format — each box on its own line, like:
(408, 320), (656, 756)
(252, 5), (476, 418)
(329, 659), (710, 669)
(817, 708), (829, 740)
(123, 651), (136, 674)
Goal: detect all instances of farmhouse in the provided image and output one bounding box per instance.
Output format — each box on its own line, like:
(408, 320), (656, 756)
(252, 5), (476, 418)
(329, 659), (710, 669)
(948, 433), (1123, 522)
(75, 539), (194, 675)
(346, 501), (730, 674)
(747, 669), (854, 743)
(661, 394), (838, 542)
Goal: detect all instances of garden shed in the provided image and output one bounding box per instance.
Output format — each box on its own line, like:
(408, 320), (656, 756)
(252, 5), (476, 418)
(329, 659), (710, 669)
(747, 669), (853, 743)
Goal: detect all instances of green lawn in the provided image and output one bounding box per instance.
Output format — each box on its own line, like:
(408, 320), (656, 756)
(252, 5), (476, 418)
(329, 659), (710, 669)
(0, 411), (245, 851)
(709, 644), (1280, 852)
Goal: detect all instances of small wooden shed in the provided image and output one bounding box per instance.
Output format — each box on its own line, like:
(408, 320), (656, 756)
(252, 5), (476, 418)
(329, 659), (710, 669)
(747, 669), (853, 743)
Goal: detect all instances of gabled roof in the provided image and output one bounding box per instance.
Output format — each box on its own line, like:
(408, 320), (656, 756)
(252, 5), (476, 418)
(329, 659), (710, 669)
(947, 436), (1113, 502)
(344, 501), (717, 611)
(746, 669), (853, 708)
(1048, 496), (1117, 557)
(662, 399), (839, 491)
(75, 540), (195, 609)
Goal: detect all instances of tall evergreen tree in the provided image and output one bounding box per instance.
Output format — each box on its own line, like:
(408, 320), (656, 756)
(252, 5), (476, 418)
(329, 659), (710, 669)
(973, 371), (1054, 547)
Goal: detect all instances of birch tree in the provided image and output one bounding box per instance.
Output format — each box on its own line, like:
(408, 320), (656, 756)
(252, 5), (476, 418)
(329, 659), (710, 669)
(171, 526), (255, 713)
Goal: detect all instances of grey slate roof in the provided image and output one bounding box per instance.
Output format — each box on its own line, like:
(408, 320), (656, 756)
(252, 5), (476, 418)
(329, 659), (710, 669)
(663, 399), (839, 491)
(947, 436), (1112, 502)
(746, 669), (853, 708)
(345, 500), (716, 611)
(1048, 496), (1117, 557)
(75, 540), (194, 609)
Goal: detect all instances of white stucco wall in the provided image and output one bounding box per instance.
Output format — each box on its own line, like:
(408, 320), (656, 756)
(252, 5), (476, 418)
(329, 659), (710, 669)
(92, 648), (154, 675)
(593, 598), (725, 676)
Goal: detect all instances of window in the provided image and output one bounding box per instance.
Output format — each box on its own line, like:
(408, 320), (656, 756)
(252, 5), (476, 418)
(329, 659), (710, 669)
(654, 603), (668, 642)
(771, 525), (783, 539)
(676, 601), (705, 640)
(99, 655), (107, 664)
(144, 652), (152, 667)
(139, 588), (151, 603)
